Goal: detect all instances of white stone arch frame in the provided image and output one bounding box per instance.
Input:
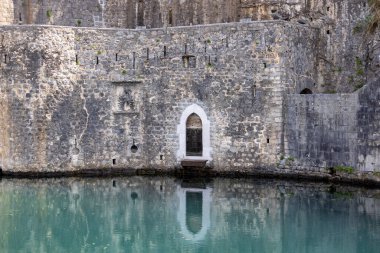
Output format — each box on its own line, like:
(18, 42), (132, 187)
(177, 104), (212, 161)
(177, 187), (212, 241)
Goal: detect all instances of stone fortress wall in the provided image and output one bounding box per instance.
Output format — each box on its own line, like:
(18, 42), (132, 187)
(0, 22), (318, 172)
(0, 0), (379, 175)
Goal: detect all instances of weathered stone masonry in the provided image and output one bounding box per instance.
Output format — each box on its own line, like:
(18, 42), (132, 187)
(0, 0), (379, 176)
(284, 78), (380, 172)
(0, 22), (320, 172)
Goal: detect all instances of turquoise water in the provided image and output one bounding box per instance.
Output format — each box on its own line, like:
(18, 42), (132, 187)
(0, 177), (380, 253)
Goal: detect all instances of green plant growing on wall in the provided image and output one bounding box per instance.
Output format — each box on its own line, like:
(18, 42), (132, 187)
(351, 57), (366, 91)
(353, 23), (363, 34)
(324, 89), (337, 94)
(334, 165), (355, 174)
(76, 20), (82, 27)
(46, 9), (53, 19)
(121, 69), (127, 75)
(97, 50), (102, 55)
(285, 156), (295, 166)
(206, 39), (211, 44)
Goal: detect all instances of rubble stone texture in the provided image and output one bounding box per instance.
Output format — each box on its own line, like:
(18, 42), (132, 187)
(0, 0), (14, 25)
(0, 0), (378, 174)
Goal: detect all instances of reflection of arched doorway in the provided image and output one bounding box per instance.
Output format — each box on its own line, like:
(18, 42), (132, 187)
(177, 186), (212, 241)
(186, 113), (202, 156)
(300, 88), (313, 94)
(186, 191), (203, 234)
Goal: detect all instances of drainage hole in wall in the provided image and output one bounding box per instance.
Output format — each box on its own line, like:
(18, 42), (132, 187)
(131, 144), (138, 153)
(112, 159), (116, 165)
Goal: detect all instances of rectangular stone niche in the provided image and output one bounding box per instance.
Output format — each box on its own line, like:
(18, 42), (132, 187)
(111, 80), (143, 114)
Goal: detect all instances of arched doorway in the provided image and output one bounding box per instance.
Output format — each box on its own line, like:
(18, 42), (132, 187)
(300, 88), (313, 94)
(186, 113), (202, 156)
(177, 104), (212, 161)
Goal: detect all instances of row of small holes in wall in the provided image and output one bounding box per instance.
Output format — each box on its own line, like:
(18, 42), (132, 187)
(78, 40), (235, 65)
(76, 54), (268, 70)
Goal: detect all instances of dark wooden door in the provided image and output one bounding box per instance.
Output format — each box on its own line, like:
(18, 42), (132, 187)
(186, 129), (202, 156)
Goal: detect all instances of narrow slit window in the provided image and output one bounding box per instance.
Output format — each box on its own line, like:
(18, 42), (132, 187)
(133, 52), (136, 69)
(168, 9), (173, 26)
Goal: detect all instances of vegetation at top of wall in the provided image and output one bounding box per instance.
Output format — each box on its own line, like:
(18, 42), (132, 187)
(354, 1), (379, 34)
(366, 0), (380, 34)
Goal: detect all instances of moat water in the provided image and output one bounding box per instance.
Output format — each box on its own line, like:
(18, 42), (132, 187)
(0, 177), (379, 253)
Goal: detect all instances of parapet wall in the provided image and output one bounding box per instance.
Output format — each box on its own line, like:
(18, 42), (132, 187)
(4, 0), (377, 94)
(284, 78), (380, 172)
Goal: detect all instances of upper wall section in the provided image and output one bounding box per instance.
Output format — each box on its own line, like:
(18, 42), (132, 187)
(0, 0), (14, 25)
(8, 0), (369, 28)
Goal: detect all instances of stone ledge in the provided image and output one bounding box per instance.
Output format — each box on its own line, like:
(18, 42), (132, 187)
(1, 167), (380, 188)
